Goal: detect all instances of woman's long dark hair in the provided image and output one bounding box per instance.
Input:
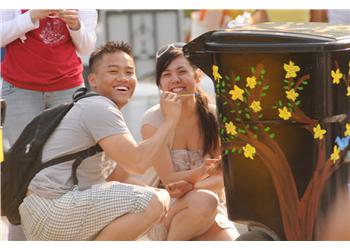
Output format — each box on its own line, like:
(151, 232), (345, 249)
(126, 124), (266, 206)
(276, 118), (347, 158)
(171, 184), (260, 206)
(156, 47), (220, 157)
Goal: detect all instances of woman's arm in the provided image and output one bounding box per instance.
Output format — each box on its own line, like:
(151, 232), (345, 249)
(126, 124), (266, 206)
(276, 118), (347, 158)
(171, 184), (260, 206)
(194, 148), (225, 191)
(0, 10), (40, 47)
(67, 9), (97, 55)
(194, 175), (224, 192)
(141, 123), (211, 185)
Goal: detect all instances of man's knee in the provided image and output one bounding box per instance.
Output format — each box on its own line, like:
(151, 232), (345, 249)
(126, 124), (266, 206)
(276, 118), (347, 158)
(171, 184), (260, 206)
(144, 189), (170, 222)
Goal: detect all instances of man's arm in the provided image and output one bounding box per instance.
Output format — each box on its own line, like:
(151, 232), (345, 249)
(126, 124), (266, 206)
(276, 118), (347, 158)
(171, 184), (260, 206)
(106, 165), (147, 186)
(99, 119), (174, 175)
(99, 92), (181, 175)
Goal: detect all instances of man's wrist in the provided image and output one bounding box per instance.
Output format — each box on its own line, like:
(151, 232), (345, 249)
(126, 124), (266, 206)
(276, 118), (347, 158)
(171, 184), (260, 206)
(163, 117), (176, 128)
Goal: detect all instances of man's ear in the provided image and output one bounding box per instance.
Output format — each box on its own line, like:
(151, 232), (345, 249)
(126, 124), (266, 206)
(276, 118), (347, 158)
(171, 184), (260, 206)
(88, 73), (97, 90)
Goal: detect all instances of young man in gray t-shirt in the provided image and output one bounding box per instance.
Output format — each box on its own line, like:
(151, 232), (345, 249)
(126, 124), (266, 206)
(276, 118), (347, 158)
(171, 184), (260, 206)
(18, 41), (182, 240)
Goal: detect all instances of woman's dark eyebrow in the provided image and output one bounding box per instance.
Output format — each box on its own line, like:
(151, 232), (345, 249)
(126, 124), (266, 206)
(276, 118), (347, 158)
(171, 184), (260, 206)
(163, 66), (187, 73)
(177, 66), (186, 69)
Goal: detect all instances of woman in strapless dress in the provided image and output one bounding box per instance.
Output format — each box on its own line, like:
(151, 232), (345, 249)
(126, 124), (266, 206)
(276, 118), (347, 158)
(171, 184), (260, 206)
(141, 43), (239, 240)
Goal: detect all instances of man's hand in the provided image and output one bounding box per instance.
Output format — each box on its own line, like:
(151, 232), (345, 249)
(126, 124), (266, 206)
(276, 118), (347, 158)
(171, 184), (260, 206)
(160, 91), (182, 127)
(58, 9), (81, 31)
(165, 180), (193, 199)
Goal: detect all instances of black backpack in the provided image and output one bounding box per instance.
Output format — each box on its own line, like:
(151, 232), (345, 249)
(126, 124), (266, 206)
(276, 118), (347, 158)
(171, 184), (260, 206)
(1, 87), (102, 225)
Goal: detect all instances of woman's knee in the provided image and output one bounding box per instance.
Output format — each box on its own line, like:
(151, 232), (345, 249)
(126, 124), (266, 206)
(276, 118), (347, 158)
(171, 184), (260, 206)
(186, 190), (218, 218)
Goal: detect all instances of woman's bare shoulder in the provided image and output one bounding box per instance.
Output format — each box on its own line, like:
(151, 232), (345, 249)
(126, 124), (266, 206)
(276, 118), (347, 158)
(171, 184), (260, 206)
(141, 104), (163, 128)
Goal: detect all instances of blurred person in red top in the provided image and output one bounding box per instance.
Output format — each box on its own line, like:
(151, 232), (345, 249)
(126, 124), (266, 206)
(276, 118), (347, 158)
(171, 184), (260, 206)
(0, 9), (97, 240)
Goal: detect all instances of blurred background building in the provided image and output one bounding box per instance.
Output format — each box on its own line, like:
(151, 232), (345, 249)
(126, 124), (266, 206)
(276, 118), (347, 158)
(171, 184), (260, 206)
(87, 9), (349, 142)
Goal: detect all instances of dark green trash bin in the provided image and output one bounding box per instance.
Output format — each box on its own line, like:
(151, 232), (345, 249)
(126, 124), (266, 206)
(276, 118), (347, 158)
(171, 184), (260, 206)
(184, 23), (350, 240)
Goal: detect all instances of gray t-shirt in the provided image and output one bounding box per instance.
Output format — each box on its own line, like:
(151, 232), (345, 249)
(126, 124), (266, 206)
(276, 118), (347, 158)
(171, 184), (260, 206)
(28, 96), (130, 199)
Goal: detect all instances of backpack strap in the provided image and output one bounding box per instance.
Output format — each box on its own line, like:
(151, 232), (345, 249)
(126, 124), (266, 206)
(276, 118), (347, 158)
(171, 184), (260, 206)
(72, 87), (99, 102)
(71, 144), (103, 185)
(42, 144), (103, 185)
(40, 89), (103, 185)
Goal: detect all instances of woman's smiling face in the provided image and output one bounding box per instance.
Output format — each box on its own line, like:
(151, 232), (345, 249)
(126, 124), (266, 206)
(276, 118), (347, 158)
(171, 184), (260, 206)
(159, 55), (199, 95)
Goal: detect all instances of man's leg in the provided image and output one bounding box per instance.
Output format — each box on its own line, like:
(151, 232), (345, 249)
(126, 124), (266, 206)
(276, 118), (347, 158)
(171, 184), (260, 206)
(95, 188), (170, 240)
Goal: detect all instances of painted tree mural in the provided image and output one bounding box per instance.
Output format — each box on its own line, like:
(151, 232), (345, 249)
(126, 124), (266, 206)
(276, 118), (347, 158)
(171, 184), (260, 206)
(212, 60), (350, 240)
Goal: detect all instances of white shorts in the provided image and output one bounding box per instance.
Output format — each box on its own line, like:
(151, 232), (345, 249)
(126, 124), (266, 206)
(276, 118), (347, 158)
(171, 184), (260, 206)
(19, 181), (153, 240)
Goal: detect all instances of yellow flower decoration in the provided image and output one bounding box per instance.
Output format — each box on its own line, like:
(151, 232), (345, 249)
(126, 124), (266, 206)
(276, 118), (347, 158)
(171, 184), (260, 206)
(229, 85), (244, 101)
(285, 89), (299, 102)
(225, 122), (237, 136)
(347, 86), (350, 97)
(284, 61), (300, 79)
(243, 143), (256, 160)
(345, 123), (350, 137)
(278, 106), (292, 120)
(330, 145), (340, 164)
(212, 65), (222, 82)
(246, 76), (257, 89)
(331, 68), (343, 84)
(250, 101), (262, 113)
(313, 124), (327, 140)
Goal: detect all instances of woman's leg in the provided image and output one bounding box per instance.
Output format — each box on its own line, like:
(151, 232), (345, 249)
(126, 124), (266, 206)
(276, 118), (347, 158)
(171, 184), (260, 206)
(95, 188), (169, 240)
(164, 189), (218, 241)
(192, 222), (239, 241)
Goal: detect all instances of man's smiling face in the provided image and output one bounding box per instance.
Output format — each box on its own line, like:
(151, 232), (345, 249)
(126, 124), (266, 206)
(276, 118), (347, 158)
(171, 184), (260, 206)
(88, 51), (137, 108)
